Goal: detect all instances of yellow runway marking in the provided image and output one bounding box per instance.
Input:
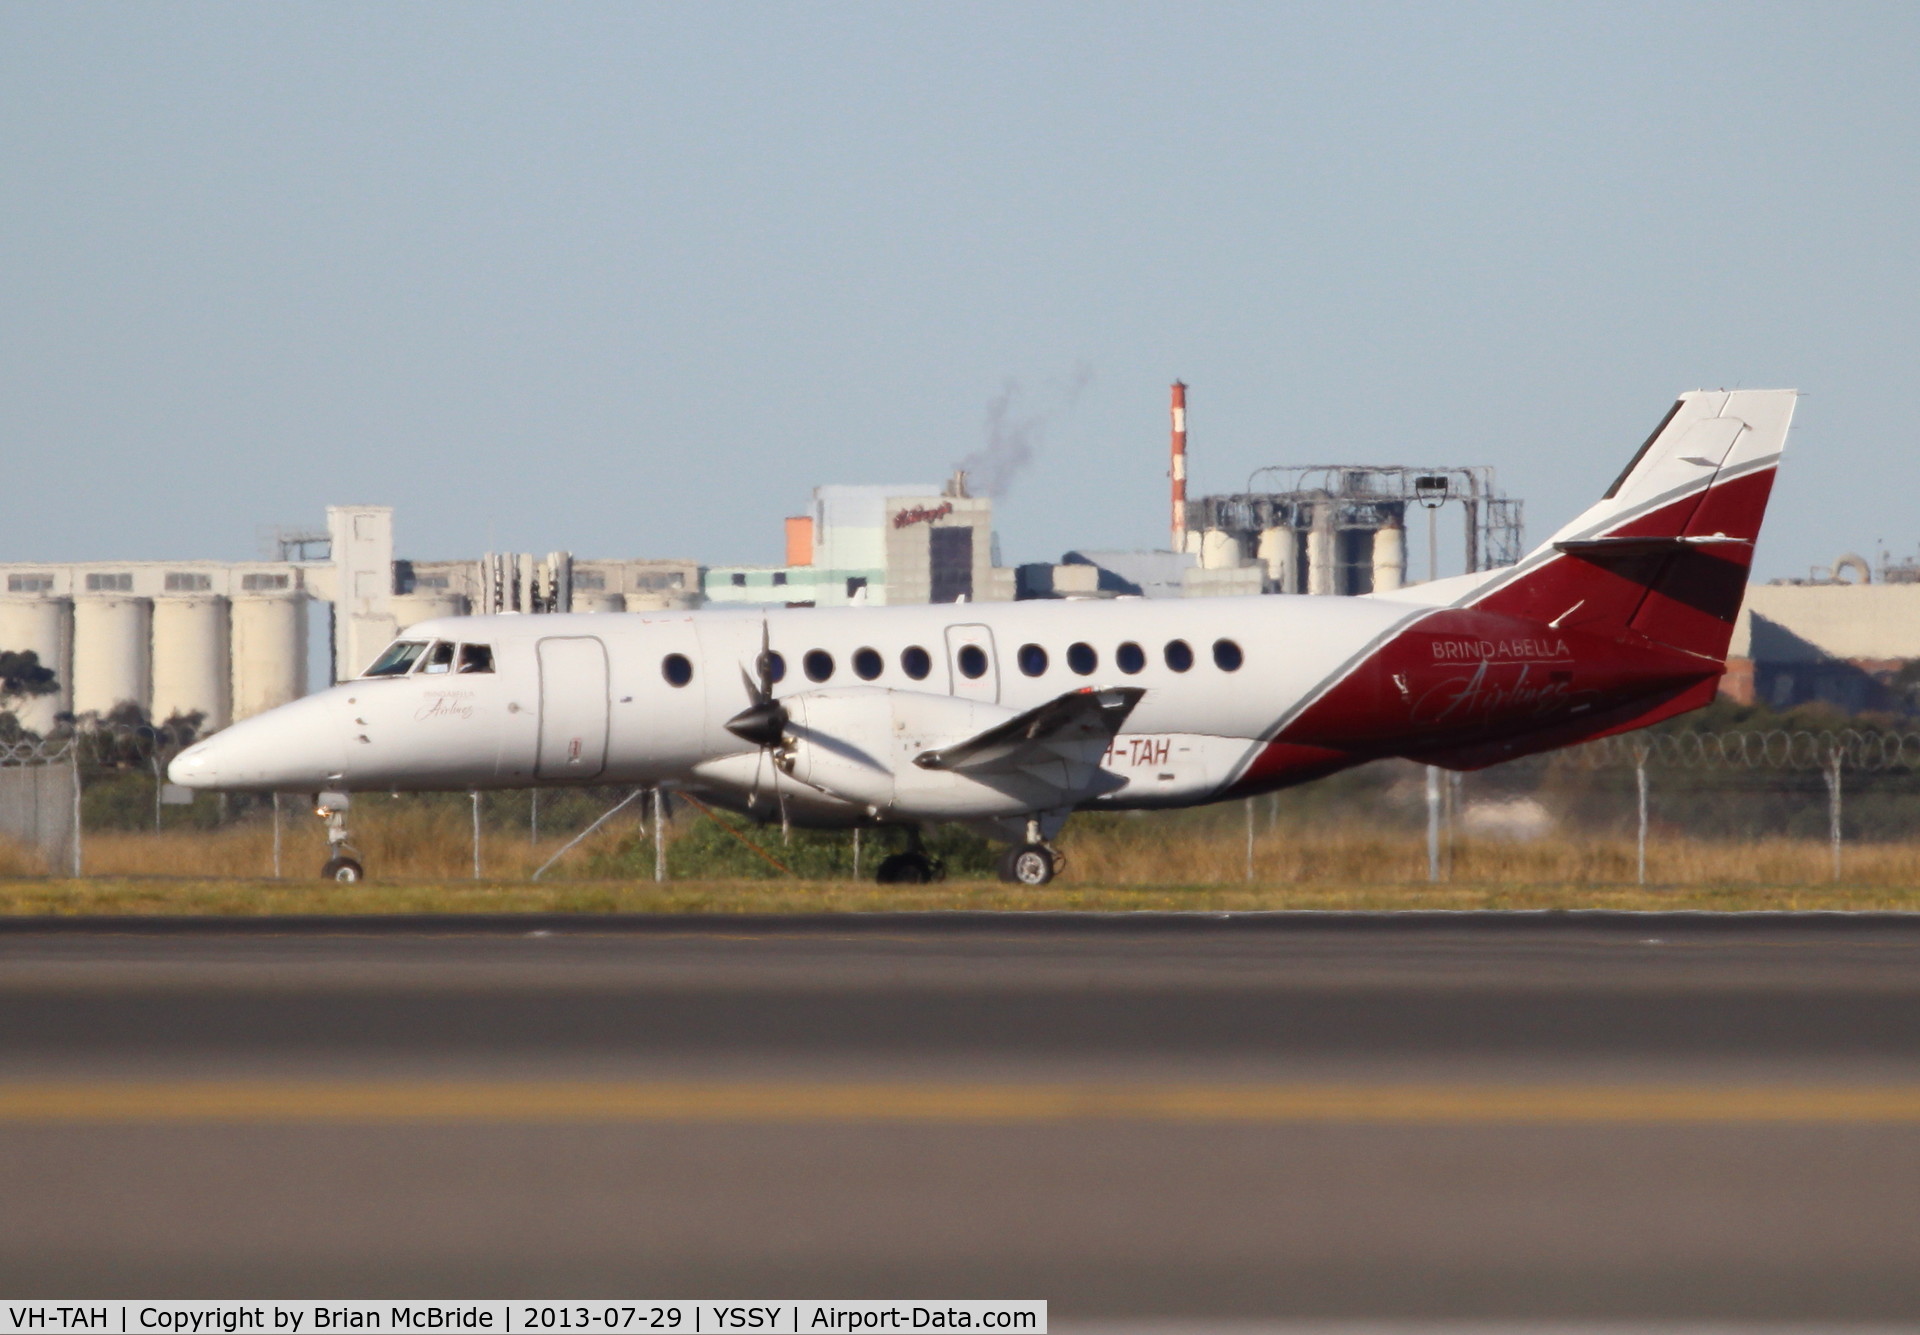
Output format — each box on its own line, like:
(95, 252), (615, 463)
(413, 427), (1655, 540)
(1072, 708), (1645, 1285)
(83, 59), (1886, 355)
(5, 1080), (1920, 1124)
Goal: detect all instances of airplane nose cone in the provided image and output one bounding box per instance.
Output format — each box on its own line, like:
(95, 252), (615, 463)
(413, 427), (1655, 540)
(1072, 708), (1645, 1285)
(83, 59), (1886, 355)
(167, 743), (217, 788)
(166, 691), (348, 792)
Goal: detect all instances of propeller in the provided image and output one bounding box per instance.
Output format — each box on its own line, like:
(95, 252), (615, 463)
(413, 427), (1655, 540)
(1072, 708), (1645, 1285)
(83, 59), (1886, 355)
(725, 621), (795, 807)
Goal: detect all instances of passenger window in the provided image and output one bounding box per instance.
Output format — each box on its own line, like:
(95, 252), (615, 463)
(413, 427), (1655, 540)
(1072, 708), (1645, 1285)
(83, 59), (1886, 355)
(662, 653), (693, 687)
(1067, 642), (1097, 675)
(762, 651), (787, 684)
(901, 646), (932, 680)
(1213, 639), (1244, 671)
(364, 640), (427, 677)
(1017, 644), (1049, 677)
(421, 641), (454, 674)
(1164, 639), (1194, 673)
(853, 648), (883, 681)
(458, 644), (495, 674)
(804, 649), (834, 683)
(957, 645), (989, 679)
(1116, 642), (1146, 674)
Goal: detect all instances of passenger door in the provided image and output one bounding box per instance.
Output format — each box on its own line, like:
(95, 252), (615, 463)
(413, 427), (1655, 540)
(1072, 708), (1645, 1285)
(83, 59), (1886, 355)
(943, 623), (1000, 704)
(536, 637), (609, 779)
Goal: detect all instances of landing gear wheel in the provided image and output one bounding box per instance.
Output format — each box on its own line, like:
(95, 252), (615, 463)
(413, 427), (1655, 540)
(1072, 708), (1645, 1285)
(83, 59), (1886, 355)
(875, 852), (936, 884)
(999, 845), (1057, 886)
(320, 856), (365, 884)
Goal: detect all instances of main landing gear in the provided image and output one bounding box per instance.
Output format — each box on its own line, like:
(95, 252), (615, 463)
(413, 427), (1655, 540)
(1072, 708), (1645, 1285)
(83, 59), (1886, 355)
(874, 826), (944, 884)
(315, 795), (365, 883)
(995, 817), (1063, 886)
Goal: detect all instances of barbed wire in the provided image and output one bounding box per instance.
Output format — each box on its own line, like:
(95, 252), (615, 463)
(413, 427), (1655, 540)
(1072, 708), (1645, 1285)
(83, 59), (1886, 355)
(1572, 730), (1920, 772)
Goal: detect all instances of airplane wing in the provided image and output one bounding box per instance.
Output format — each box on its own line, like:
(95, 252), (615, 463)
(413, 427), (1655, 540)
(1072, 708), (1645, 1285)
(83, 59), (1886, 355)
(914, 686), (1145, 775)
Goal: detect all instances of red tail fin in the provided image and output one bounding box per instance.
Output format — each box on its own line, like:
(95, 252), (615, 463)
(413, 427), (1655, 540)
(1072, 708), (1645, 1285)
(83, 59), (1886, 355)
(1468, 390), (1795, 662)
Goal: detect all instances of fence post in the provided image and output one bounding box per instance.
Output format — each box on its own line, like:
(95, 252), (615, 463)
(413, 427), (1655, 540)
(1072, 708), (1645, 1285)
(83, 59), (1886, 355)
(1825, 748), (1844, 883)
(1244, 797), (1255, 882)
(1634, 742), (1650, 886)
(69, 750), (82, 877)
(272, 793), (283, 879)
(653, 787), (668, 883)
(471, 791), (482, 880)
(1425, 765), (1442, 882)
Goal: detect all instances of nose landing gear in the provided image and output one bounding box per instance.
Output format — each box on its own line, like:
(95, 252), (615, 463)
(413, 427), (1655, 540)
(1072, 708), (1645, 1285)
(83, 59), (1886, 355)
(315, 795), (365, 883)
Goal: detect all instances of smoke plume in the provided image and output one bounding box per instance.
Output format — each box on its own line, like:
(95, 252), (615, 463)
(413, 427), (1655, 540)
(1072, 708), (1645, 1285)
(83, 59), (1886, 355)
(955, 363), (1093, 500)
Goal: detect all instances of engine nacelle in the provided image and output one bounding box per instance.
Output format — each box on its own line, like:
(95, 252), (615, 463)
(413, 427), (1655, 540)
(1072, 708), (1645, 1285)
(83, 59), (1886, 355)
(783, 688), (1084, 820)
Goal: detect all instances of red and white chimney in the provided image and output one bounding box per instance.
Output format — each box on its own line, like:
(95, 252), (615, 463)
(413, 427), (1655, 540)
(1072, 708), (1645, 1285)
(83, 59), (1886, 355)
(1170, 381), (1189, 553)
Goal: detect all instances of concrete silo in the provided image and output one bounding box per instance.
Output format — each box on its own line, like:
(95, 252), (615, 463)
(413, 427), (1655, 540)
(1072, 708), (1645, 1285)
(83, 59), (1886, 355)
(230, 593), (306, 722)
(1371, 522), (1407, 593)
(0, 597), (74, 733)
(151, 596), (231, 730)
(72, 596), (152, 717)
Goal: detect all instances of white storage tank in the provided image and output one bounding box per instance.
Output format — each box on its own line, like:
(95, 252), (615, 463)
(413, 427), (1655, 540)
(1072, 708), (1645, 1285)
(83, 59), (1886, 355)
(0, 598), (74, 733)
(391, 592), (469, 631)
(231, 594), (307, 722)
(1256, 527), (1299, 594)
(151, 597), (231, 731)
(1307, 509), (1337, 596)
(1372, 522), (1407, 593)
(1199, 529), (1243, 570)
(72, 597), (152, 717)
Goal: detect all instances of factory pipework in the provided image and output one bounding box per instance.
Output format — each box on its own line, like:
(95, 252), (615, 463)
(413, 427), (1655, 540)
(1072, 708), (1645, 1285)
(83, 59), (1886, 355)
(1170, 381), (1188, 553)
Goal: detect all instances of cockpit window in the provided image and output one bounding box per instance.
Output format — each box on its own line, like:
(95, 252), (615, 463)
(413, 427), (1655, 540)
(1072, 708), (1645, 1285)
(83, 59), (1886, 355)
(421, 641), (455, 674)
(364, 640), (427, 677)
(458, 644), (495, 674)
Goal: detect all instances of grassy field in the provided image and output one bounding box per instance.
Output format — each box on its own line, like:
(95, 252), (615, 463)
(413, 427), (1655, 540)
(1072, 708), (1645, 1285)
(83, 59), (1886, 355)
(0, 800), (1917, 914)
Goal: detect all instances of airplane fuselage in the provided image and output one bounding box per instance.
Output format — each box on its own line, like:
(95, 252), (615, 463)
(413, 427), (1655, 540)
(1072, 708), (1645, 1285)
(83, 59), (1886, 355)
(170, 591), (1713, 821)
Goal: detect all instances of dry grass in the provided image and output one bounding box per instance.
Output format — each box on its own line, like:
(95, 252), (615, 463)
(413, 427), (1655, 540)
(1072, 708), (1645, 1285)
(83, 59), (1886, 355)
(0, 802), (1915, 914)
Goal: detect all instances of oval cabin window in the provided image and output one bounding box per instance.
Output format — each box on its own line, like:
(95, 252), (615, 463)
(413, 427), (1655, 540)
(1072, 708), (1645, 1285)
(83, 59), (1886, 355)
(853, 647), (883, 681)
(957, 645), (989, 679)
(901, 646), (932, 680)
(804, 649), (835, 682)
(661, 653), (693, 687)
(1116, 642), (1146, 675)
(1017, 644), (1049, 677)
(1164, 640), (1194, 673)
(1213, 639), (1244, 672)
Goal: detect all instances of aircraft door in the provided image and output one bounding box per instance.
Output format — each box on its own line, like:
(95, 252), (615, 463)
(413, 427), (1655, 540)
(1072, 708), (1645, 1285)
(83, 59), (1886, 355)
(536, 637), (609, 779)
(943, 623), (1000, 703)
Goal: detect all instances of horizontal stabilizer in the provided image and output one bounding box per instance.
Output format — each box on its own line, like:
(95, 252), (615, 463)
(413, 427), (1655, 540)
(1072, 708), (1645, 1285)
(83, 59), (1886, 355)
(915, 687), (1144, 774)
(1553, 535), (1752, 559)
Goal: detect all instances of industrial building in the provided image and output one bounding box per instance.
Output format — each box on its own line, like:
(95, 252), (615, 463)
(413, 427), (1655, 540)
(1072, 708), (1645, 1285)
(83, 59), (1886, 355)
(1015, 382), (1525, 602)
(0, 507), (701, 735)
(1724, 555), (1920, 712)
(704, 475), (1016, 607)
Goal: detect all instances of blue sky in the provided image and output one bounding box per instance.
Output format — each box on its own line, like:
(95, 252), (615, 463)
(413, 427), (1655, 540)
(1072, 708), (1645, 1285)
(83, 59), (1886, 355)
(3, 2), (1915, 580)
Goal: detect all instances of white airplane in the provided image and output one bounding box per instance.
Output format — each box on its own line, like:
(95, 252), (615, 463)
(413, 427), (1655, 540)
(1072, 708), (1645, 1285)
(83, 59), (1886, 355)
(172, 390), (1795, 885)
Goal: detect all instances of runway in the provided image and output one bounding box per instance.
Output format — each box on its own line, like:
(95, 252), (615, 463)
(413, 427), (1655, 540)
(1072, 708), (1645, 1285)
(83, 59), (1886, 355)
(4, 914), (1920, 1324)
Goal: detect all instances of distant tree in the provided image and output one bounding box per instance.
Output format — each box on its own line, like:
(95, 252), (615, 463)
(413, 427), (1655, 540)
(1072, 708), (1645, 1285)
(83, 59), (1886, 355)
(0, 649), (59, 742)
(0, 650), (57, 708)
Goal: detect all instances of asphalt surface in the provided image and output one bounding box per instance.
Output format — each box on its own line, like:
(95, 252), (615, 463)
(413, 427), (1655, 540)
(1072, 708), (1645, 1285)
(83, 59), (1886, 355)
(4, 914), (1920, 1325)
